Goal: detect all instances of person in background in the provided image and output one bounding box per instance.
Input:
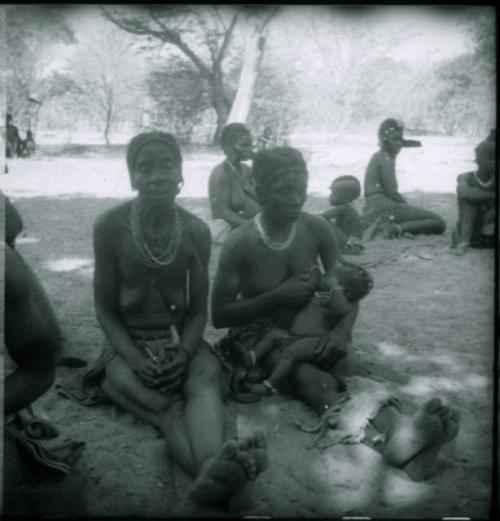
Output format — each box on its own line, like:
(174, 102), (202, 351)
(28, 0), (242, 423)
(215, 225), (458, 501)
(362, 118), (446, 239)
(208, 123), (260, 245)
(449, 131), (496, 256)
(321, 175), (364, 254)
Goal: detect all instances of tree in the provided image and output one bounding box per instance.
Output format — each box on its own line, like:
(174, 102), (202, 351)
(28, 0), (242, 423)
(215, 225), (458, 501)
(6, 5), (75, 131)
(147, 58), (211, 144)
(67, 27), (146, 145)
(102, 5), (279, 142)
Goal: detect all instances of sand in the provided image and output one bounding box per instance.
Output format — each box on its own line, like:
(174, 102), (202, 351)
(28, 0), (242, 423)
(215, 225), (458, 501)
(2, 145), (494, 518)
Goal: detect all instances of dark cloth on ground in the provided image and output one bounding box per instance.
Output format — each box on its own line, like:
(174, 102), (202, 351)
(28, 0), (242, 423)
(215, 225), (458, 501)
(4, 412), (85, 479)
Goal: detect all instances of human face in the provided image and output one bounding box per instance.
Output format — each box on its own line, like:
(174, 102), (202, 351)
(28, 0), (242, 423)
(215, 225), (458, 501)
(262, 170), (307, 224)
(131, 142), (182, 204)
(232, 133), (254, 162)
(384, 131), (403, 157)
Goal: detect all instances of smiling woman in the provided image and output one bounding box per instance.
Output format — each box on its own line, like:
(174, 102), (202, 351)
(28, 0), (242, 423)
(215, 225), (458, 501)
(57, 131), (269, 515)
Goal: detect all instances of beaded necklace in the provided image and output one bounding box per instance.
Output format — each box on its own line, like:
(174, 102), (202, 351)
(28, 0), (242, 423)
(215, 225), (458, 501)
(473, 170), (493, 189)
(130, 199), (181, 269)
(254, 213), (297, 251)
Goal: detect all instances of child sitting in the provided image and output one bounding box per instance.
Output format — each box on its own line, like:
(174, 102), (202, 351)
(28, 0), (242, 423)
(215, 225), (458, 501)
(240, 262), (373, 397)
(321, 175), (364, 254)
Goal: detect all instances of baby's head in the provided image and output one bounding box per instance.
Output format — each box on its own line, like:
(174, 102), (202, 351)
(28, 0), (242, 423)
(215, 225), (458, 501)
(318, 262), (373, 303)
(329, 175), (361, 206)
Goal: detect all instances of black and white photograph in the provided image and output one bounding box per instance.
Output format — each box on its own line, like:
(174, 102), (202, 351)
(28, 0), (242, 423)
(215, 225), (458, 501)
(0, 4), (496, 518)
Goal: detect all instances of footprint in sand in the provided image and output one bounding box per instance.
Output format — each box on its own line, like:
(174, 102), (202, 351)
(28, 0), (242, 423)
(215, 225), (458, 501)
(383, 397), (460, 482)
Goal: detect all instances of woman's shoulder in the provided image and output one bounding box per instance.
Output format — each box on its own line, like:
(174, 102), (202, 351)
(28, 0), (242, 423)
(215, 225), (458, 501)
(299, 212), (332, 235)
(209, 160), (228, 180)
(177, 204), (210, 237)
(94, 200), (132, 234)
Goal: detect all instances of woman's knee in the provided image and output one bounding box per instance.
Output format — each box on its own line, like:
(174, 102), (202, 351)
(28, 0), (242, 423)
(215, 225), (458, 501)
(184, 356), (221, 396)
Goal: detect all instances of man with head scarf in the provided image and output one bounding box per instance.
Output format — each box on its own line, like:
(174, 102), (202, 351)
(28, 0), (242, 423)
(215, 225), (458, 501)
(362, 118), (446, 239)
(450, 132), (496, 255)
(208, 123), (259, 245)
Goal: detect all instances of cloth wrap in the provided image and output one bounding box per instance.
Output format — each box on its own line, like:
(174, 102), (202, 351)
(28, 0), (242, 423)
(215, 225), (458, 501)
(126, 131), (182, 175)
(252, 147), (308, 191)
(56, 328), (188, 407)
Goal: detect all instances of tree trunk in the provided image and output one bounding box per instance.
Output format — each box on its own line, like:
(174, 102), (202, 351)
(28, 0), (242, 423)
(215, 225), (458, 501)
(104, 110), (112, 146)
(227, 19), (268, 125)
(210, 72), (231, 144)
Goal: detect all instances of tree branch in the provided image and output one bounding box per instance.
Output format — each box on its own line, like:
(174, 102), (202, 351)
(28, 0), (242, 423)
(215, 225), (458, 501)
(214, 12), (238, 67)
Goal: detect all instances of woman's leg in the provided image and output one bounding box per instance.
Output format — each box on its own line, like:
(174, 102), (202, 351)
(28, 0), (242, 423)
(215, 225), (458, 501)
(391, 203), (446, 235)
(449, 197), (479, 255)
(182, 348), (225, 471)
(102, 355), (196, 476)
(289, 362), (343, 415)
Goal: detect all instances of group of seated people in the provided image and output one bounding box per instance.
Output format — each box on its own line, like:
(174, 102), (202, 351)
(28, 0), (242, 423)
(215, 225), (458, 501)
(208, 119), (495, 257)
(5, 116), (494, 515)
(6, 114), (36, 159)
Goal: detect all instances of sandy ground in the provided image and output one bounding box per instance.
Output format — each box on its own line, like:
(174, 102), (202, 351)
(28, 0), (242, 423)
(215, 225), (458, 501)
(1, 144), (495, 518)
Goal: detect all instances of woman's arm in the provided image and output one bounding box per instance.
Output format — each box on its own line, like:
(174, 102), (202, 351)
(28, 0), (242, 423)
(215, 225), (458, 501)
(179, 220), (211, 354)
(211, 232), (315, 328)
(378, 155), (407, 203)
(209, 166), (247, 228)
(93, 215), (146, 372)
(457, 173), (495, 202)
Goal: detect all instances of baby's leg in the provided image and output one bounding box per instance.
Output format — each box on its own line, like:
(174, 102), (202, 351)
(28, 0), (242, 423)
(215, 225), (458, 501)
(251, 328), (288, 365)
(250, 337), (318, 396)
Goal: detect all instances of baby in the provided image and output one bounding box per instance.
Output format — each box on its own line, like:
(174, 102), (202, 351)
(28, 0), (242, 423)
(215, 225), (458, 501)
(321, 176), (364, 254)
(242, 262), (373, 396)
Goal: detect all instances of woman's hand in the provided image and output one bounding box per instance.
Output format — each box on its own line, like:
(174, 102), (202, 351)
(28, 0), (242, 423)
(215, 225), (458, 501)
(152, 347), (191, 393)
(314, 326), (350, 369)
(273, 274), (316, 307)
(135, 358), (160, 389)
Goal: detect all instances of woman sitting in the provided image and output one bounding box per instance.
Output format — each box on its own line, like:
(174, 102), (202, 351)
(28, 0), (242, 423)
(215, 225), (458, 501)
(211, 146), (459, 482)
(362, 118), (446, 239)
(208, 123), (260, 245)
(449, 132), (495, 256)
(69, 132), (267, 515)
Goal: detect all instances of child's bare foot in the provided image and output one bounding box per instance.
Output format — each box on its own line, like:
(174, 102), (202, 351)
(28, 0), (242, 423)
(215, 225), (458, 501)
(383, 397), (460, 481)
(449, 243), (469, 256)
(188, 440), (248, 506)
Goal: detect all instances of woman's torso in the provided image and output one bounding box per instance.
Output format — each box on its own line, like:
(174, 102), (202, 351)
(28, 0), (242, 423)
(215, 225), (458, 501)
(110, 202), (198, 330)
(209, 161), (260, 221)
(363, 150), (396, 199)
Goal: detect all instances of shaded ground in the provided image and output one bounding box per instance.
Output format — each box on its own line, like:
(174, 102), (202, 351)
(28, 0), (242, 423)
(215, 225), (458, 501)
(6, 186), (493, 518)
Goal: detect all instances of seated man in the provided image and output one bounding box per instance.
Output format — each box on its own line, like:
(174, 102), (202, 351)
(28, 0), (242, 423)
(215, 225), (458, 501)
(449, 132), (496, 256)
(237, 262), (373, 396)
(211, 146), (460, 482)
(67, 131), (267, 515)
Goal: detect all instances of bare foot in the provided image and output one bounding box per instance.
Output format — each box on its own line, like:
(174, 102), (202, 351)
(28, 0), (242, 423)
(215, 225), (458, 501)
(228, 432), (269, 514)
(449, 243), (469, 256)
(188, 440), (248, 506)
(383, 398), (460, 481)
